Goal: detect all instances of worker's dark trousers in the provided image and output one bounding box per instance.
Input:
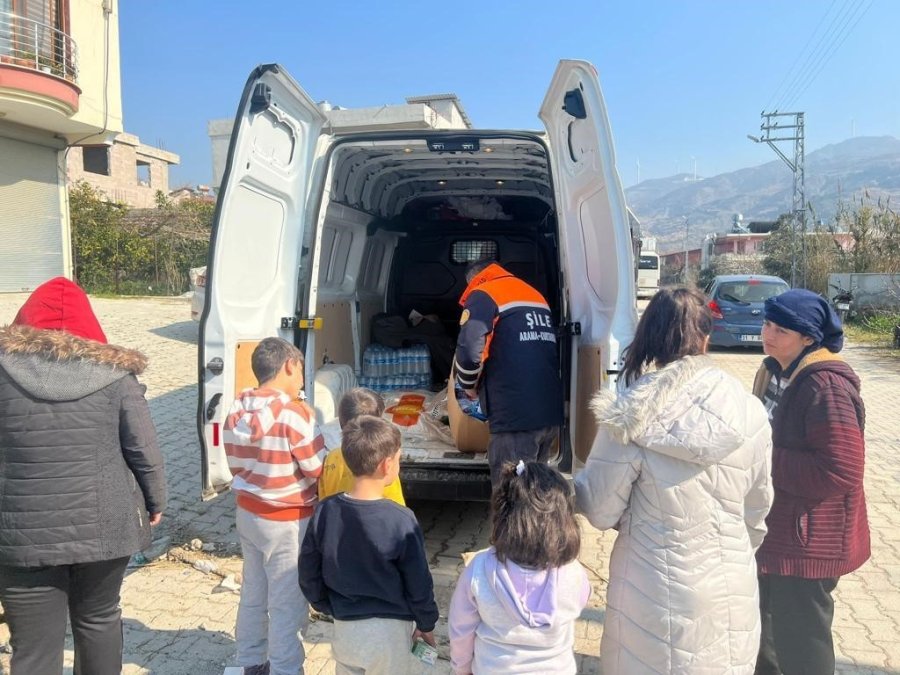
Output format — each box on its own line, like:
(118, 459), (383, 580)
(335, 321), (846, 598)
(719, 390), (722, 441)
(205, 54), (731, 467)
(0, 556), (129, 675)
(488, 426), (559, 486)
(755, 573), (840, 675)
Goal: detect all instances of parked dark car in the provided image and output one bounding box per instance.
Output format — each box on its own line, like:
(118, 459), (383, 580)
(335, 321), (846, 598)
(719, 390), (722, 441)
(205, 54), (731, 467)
(704, 274), (789, 347)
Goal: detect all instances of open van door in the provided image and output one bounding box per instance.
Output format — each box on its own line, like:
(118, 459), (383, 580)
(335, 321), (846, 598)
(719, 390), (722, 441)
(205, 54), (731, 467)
(198, 64), (327, 499)
(539, 60), (638, 466)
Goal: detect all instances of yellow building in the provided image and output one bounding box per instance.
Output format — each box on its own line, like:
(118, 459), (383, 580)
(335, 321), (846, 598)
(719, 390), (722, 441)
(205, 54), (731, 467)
(0, 0), (123, 291)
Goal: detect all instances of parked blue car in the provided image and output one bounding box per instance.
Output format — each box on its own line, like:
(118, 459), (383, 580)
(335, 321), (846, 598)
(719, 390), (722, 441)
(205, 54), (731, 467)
(703, 274), (789, 347)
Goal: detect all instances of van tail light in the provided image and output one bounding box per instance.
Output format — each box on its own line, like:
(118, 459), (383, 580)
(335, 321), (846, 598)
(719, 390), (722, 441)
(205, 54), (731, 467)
(197, 273), (206, 288)
(709, 300), (724, 319)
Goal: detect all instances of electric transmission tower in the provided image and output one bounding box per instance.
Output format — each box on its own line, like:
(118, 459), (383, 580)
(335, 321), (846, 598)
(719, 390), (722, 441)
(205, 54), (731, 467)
(748, 111), (806, 287)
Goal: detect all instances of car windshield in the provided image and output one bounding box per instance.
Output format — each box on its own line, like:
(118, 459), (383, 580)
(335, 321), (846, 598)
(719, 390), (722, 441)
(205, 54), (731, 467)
(716, 280), (787, 304)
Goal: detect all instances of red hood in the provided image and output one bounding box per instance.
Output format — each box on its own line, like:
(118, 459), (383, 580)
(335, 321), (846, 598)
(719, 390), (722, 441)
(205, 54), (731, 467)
(459, 263), (512, 306)
(13, 277), (107, 344)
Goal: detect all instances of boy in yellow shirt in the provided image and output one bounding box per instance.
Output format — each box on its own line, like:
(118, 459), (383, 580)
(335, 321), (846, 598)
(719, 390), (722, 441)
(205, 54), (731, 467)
(318, 388), (406, 505)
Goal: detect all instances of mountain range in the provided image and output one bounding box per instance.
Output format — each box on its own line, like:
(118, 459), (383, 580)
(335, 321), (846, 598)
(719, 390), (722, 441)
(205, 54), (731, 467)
(625, 136), (900, 253)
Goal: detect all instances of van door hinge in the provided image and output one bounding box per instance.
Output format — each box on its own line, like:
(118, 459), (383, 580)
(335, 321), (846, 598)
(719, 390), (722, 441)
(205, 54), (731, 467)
(281, 316), (324, 330)
(560, 321), (581, 336)
(250, 83), (272, 113)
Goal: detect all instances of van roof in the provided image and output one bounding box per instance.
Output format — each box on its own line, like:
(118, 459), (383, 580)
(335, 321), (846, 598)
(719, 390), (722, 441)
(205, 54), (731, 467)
(325, 132), (553, 219)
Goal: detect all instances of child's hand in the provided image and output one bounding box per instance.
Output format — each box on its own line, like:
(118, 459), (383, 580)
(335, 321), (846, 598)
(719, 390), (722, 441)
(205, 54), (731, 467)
(412, 628), (436, 647)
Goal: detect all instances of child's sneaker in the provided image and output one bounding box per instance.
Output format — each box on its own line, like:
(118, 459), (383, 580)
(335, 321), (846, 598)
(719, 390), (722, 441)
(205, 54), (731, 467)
(244, 664), (270, 675)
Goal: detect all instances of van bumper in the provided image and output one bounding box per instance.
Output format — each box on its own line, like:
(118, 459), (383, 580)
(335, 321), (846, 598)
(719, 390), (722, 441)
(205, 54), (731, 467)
(400, 466), (492, 502)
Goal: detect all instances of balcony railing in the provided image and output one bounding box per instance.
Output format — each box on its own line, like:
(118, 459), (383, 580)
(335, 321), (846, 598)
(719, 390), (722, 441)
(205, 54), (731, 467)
(0, 11), (78, 83)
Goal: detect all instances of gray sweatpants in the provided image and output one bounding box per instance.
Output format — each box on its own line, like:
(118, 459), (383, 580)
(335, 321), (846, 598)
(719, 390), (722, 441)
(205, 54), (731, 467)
(235, 508), (310, 675)
(332, 617), (424, 675)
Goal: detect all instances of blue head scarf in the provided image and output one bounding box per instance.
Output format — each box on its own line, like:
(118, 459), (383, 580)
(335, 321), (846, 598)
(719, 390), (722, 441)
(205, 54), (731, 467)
(764, 289), (844, 353)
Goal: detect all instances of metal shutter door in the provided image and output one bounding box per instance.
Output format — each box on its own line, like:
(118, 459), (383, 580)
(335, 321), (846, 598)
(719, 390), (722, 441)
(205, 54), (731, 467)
(0, 136), (65, 292)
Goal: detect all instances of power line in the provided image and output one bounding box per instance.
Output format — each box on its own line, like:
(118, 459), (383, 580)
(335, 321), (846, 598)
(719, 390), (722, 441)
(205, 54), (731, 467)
(775, 0), (865, 111)
(774, 0), (862, 111)
(782, 0), (875, 110)
(764, 0), (838, 112)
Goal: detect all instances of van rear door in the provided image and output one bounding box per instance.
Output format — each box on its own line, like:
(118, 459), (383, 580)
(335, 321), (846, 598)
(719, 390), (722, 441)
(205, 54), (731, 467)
(539, 59), (637, 465)
(198, 64), (327, 499)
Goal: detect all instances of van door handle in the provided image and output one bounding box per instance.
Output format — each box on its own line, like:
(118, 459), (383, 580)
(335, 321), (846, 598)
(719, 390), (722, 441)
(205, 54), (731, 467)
(206, 393), (222, 422)
(206, 357), (224, 374)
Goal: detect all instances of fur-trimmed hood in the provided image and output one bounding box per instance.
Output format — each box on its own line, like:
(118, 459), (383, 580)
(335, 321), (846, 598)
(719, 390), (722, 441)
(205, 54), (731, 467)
(0, 324), (147, 401)
(590, 355), (757, 465)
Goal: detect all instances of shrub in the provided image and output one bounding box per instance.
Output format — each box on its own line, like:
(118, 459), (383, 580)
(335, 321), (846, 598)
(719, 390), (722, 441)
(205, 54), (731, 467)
(70, 182), (212, 295)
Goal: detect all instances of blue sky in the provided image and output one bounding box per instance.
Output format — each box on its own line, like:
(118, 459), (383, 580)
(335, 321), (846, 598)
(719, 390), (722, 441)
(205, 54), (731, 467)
(120, 0), (898, 189)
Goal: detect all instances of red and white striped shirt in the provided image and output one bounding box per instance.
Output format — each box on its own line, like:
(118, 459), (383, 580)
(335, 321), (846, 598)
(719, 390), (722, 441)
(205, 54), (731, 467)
(224, 387), (326, 520)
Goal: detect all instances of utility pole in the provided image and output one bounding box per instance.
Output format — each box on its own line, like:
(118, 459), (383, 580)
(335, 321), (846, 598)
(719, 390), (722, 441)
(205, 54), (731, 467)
(747, 111), (806, 287)
(682, 216), (690, 282)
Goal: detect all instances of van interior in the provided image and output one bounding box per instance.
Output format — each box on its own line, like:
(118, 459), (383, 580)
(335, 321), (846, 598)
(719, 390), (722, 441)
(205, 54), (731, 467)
(304, 133), (567, 497)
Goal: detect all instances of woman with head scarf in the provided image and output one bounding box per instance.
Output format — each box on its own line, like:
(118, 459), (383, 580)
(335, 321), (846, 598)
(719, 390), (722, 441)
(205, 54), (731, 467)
(575, 287), (773, 674)
(753, 289), (870, 675)
(0, 277), (166, 675)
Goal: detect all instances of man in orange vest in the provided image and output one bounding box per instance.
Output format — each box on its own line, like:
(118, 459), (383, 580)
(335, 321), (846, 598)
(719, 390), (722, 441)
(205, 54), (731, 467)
(455, 260), (563, 486)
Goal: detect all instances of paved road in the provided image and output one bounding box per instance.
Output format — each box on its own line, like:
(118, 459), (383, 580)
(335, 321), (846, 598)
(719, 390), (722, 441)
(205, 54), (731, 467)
(1, 295), (898, 674)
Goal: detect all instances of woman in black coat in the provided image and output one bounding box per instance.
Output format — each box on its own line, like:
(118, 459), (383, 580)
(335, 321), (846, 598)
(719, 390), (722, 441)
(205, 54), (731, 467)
(0, 277), (166, 675)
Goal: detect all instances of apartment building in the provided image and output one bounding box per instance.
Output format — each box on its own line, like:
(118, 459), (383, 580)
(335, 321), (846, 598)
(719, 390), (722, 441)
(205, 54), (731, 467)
(0, 0), (122, 291)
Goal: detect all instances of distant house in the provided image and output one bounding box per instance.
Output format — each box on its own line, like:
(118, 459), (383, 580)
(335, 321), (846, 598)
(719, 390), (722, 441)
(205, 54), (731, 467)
(207, 93), (472, 190)
(169, 184), (216, 204)
(67, 132), (180, 208)
(660, 248), (704, 283)
(659, 223), (856, 284)
(700, 230), (772, 269)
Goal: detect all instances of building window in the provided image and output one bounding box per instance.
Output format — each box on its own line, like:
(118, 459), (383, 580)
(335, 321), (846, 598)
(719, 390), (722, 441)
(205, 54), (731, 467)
(2, 1), (73, 75)
(82, 146), (110, 176)
(136, 160), (151, 186)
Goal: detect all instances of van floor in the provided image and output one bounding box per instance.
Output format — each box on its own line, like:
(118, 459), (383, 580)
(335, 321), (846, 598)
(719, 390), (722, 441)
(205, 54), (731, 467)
(320, 408), (488, 465)
(401, 438), (487, 465)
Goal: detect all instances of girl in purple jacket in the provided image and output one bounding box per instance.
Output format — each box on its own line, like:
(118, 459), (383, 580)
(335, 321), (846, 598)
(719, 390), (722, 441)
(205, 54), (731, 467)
(449, 462), (590, 674)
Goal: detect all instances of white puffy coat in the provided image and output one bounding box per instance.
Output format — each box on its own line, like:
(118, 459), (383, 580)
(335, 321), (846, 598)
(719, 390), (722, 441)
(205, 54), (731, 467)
(574, 355), (773, 674)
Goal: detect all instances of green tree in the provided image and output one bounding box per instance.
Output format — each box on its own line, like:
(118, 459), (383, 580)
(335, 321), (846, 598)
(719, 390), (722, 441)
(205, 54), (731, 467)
(833, 196), (900, 275)
(761, 213), (795, 284)
(70, 181), (147, 294)
(69, 182), (213, 295)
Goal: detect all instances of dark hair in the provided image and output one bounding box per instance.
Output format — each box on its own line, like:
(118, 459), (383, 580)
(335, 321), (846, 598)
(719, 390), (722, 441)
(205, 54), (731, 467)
(465, 258), (496, 283)
(341, 415), (401, 477)
(491, 462), (581, 569)
(251, 337), (304, 385)
(338, 388), (385, 428)
(621, 286), (712, 386)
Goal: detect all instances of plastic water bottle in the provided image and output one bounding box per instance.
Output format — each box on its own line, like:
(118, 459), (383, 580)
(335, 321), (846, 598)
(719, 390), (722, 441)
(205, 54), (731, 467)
(403, 348), (413, 374)
(364, 347), (375, 377)
(377, 346), (387, 377)
(418, 345), (428, 374)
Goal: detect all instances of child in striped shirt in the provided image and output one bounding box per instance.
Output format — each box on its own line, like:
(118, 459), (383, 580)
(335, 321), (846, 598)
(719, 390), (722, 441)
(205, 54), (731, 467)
(223, 337), (326, 675)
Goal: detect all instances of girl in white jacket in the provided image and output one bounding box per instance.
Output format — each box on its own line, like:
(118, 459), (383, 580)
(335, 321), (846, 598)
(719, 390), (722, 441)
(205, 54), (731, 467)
(575, 287), (773, 674)
(449, 462), (591, 674)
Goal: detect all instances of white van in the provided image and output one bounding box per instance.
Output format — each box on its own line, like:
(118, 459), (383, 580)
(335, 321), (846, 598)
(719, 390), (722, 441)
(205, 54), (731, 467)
(198, 60), (637, 501)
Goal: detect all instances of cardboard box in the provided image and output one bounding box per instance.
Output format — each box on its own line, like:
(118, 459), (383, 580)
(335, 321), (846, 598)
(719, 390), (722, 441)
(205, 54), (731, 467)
(447, 378), (490, 453)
